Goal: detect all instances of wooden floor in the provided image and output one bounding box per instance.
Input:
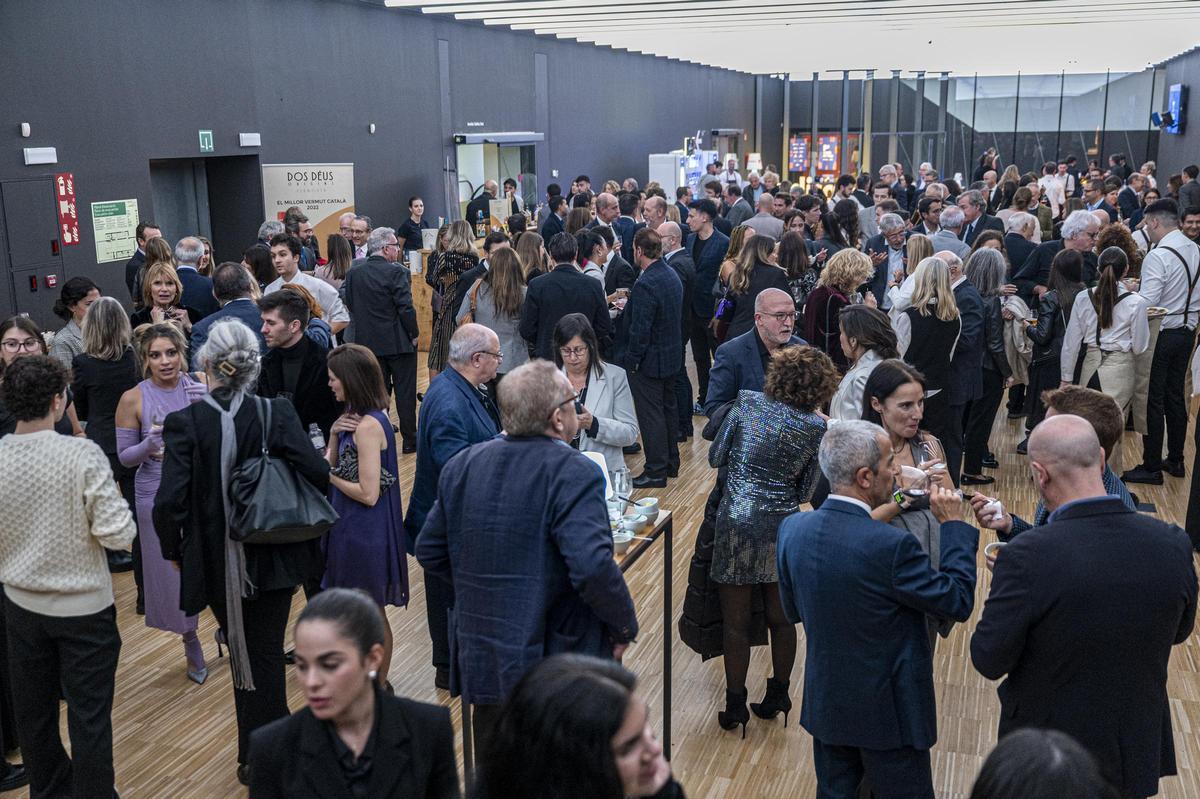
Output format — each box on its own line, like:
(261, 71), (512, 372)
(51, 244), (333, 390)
(13, 359), (1200, 798)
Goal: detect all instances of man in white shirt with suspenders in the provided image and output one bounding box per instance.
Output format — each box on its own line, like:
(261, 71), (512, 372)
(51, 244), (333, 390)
(1123, 199), (1200, 485)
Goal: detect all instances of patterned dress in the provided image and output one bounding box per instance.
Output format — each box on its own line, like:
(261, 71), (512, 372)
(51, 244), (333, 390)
(708, 390), (826, 585)
(427, 250), (480, 372)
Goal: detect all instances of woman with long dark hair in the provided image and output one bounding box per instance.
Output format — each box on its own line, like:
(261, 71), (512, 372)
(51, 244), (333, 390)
(722, 235), (788, 341)
(48, 276), (100, 368)
(831, 198), (862, 251)
(779, 230), (818, 315)
(243, 245), (276, 289)
(315, 234), (352, 290)
(476, 653), (679, 799)
(0, 317), (83, 438)
(457, 247), (529, 389)
(813, 210), (850, 258)
(323, 344), (408, 691)
(829, 304), (899, 421)
(1061, 247), (1149, 423)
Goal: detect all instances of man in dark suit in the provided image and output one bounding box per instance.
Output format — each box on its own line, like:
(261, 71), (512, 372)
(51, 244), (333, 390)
(594, 226), (637, 296)
(539, 195), (567, 241)
(611, 192), (644, 264)
(674, 186), (691, 226)
(778, 420), (977, 799)
(405, 323), (501, 690)
(684, 199), (731, 410)
(465, 180), (498, 230)
(1117, 173), (1145, 221)
(615, 228), (683, 488)
(936, 250), (984, 486)
(416, 360), (637, 743)
(911, 196), (943, 236)
(1011, 210), (1101, 302)
(863, 213), (908, 308)
(519, 233), (611, 359)
(340, 227), (420, 452)
(172, 237), (220, 319)
(255, 290), (339, 439)
(722, 184), (754, 228)
(661, 222), (697, 440)
(1002, 214), (1038, 278)
(189, 262), (266, 369)
(1083, 179), (1118, 224)
(703, 289), (806, 416)
(957, 190), (1004, 247)
(853, 174), (874, 208)
(971, 414), (1197, 799)
(124, 221), (161, 301)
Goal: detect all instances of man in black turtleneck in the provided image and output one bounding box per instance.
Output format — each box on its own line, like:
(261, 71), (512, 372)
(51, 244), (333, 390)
(255, 290), (339, 440)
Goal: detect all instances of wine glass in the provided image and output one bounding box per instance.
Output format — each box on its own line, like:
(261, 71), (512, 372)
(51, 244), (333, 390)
(918, 438), (948, 485)
(897, 464), (929, 499)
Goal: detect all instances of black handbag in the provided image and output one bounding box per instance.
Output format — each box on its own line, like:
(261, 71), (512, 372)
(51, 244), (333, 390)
(228, 397), (339, 545)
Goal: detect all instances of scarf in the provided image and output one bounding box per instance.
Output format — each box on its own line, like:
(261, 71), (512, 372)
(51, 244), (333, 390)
(202, 391), (257, 690)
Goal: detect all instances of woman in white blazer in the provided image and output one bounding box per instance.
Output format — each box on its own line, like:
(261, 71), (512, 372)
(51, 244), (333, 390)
(552, 313), (639, 474)
(828, 305), (900, 421)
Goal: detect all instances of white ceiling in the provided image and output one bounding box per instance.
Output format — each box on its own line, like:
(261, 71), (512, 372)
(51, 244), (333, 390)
(385, 0), (1199, 76)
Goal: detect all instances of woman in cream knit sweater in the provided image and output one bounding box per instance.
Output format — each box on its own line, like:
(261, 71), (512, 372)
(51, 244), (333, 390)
(0, 355), (136, 798)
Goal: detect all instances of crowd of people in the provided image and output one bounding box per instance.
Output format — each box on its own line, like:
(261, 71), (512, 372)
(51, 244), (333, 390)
(0, 148), (1196, 798)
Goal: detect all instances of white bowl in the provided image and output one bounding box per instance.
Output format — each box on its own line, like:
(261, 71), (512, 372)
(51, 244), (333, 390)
(621, 513), (648, 534)
(634, 497), (659, 518)
(612, 531), (633, 555)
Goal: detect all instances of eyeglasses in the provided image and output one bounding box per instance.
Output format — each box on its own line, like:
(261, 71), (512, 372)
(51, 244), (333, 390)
(1, 339), (41, 353)
(559, 346), (588, 358)
(473, 350), (503, 360)
(760, 311), (799, 322)
(557, 390), (580, 409)
(383, 240), (400, 249)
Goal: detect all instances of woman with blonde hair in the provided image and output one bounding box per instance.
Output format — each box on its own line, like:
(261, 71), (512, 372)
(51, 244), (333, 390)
(116, 321), (209, 683)
(897, 257), (961, 442)
(803, 249), (876, 370)
(132, 236), (176, 308)
(565, 207), (592, 235)
(279, 283), (333, 350)
(456, 247), (530, 390)
(197, 237), (216, 277)
(131, 261), (203, 332)
(718, 225), (755, 284)
(427, 220), (480, 379)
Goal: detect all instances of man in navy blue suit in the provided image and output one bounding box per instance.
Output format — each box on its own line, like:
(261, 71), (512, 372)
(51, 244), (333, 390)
(173, 237), (220, 318)
(188, 262), (266, 369)
(684, 199), (730, 410)
(616, 227), (683, 488)
(539, 195), (567, 241)
(778, 420), (978, 798)
(405, 323), (501, 690)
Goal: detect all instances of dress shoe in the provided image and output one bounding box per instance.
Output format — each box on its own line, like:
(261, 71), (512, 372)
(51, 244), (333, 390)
(981, 456), (999, 469)
(1015, 437), (1028, 455)
(434, 667), (450, 690)
(237, 764), (251, 786)
(667, 466), (679, 478)
(401, 441), (417, 455)
(633, 473), (667, 489)
(623, 443), (642, 454)
(106, 550), (134, 573)
(135, 593), (145, 616)
(961, 474), (995, 486)
(0, 763), (29, 792)
(1164, 460), (1186, 478)
(1006, 410), (1026, 419)
(1121, 466), (1163, 485)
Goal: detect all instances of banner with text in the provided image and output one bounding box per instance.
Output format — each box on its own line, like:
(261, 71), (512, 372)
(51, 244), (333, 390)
(261, 164), (355, 250)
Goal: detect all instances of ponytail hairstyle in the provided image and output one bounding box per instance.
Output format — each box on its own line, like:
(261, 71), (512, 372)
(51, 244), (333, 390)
(1093, 246), (1129, 331)
(53, 276), (99, 321)
(1047, 249), (1085, 319)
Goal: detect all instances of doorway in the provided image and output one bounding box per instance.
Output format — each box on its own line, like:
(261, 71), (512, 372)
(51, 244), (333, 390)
(148, 155), (261, 264)
(455, 143), (538, 220)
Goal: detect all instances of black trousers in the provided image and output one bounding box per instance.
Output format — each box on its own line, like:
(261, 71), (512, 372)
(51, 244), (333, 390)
(1141, 327), (1193, 469)
(629, 371), (680, 478)
(673, 345), (693, 437)
(378, 352), (418, 444)
(5, 598), (121, 799)
(963, 369), (1005, 474)
(1006, 383), (1025, 414)
(943, 402), (967, 487)
(424, 569), (454, 672)
(1185, 410), (1200, 550)
(687, 312), (717, 404)
(210, 587), (294, 764)
(107, 453), (142, 593)
(812, 738), (934, 799)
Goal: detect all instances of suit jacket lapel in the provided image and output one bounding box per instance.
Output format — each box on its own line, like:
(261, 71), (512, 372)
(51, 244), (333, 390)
(298, 710), (353, 799)
(448, 369), (495, 434)
(588, 369), (610, 415)
(367, 696), (414, 798)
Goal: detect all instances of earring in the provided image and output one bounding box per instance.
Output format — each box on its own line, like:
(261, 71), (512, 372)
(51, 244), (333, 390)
(368, 670), (378, 680)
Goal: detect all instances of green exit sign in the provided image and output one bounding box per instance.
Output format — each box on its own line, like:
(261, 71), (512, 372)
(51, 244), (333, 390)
(198, 129), (214, 153)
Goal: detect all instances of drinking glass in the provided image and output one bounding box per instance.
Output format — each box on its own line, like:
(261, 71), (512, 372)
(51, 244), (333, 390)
(610, 468), (631, 499)
(918, 438), (948, 486)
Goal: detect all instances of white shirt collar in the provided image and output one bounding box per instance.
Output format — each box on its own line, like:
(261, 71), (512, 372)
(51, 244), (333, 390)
(826, 494), (873, 514)
(177, 264), (198, 273)
(951, 275), (967, 289)
(664, 246), (684, 258)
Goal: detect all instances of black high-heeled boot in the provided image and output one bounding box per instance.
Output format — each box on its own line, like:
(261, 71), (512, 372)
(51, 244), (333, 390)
(717, 688), (749, 738)
(750, 678), (792, 726)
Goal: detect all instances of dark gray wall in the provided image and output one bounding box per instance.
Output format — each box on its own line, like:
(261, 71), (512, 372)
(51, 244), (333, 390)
(0, 0), (762, 323)
(1157, 48), (1200, 182)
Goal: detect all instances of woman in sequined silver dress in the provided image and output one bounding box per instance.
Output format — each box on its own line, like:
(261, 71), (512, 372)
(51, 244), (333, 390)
(707, 345), (839, 735)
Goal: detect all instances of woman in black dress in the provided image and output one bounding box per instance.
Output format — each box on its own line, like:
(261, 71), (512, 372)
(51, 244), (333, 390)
(130, 261), (203, 332)
(722, 235), (789, 341)
(895, 257), (961, 447)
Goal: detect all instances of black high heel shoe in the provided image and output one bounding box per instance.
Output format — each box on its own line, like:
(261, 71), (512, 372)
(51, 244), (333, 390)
(214, 629), (226, 659)
(750, 678), (792, 726)
(717, 688), (749, 738)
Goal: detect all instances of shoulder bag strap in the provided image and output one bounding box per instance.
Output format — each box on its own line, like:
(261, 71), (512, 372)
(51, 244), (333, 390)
(256, 396), (271, 454)
(469, 278), (484, 316)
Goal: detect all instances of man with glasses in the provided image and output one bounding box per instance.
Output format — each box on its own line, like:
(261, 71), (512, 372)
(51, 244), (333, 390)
(405, 323), (502, 691)
(349, 215), (372, 260)
(614, 228), (683, 489)
(416, 359), (637, 752)
(340, 226), (420, 452)
(1010, 210), (1100, 304)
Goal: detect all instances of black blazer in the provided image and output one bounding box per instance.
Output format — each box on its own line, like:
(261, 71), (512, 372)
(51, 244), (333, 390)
(465, 191), (494, 227)
(257, 335), (340, 438)
(124, 249), (145, 299)
(519, 263), (612, 359)
(981, 296), (1011, 377)
(178, 267), (220, 318)
(129, 305), (204, 329)
(663, 249), (696, 342)
(863, 232), (907, 307)
(152, 393), (330, 615)
(948, 280), (985, 404)
(724, 263), (790, 341)
(71, 349), (140, 455)
(614, 259), (683, 378)
(248, 693), (460, 799)
(971, 498), (1197, 798)
(1093, 200), (1118, 224)
(341, 255), (419, 356)
(603, 254), (638, 295)
(539, 212), (565, 242)
(962, 213), (1004, 247)
(1002, 233), (1037, 277)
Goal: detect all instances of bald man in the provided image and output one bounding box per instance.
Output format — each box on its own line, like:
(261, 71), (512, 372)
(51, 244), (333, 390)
(643, 195), (668, 230)
(587, 192), (620, 228)
(971, 414), (1197, 799)
(465, 180), (499, 230)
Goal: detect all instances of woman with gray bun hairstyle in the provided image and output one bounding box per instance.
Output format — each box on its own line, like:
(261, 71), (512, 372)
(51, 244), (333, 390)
(153, 318), (331, 786)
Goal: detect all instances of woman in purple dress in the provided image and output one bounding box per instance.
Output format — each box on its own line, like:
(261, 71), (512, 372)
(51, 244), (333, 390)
(116, 322), (209, 683)
(323, 344), (408, 690)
